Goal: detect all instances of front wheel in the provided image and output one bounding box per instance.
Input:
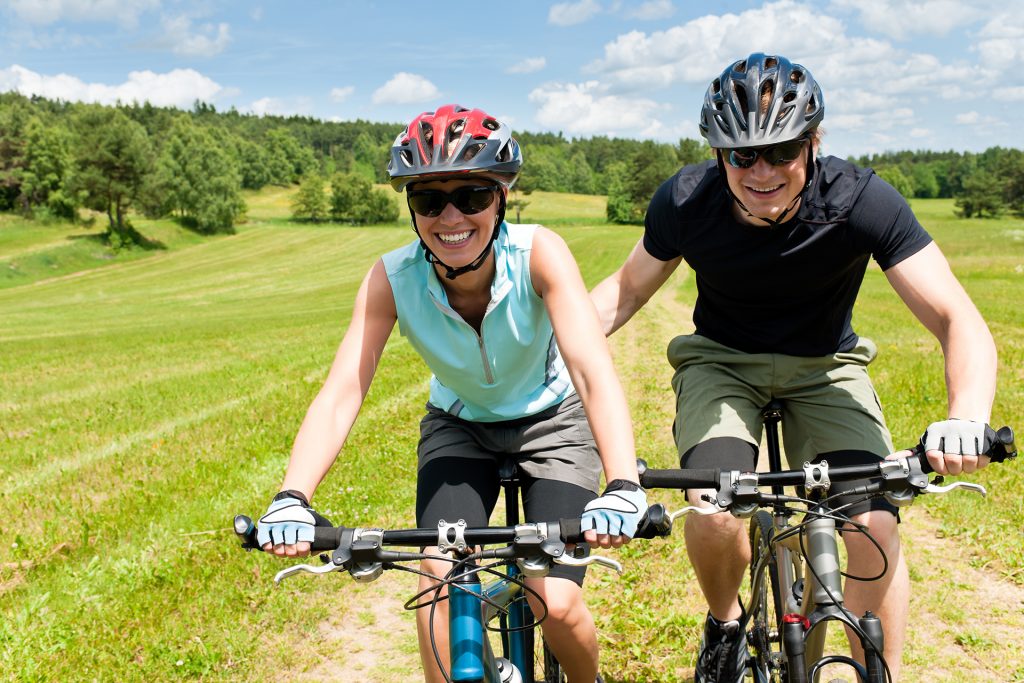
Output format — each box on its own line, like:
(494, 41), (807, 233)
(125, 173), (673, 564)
(749, 510), (786, 683)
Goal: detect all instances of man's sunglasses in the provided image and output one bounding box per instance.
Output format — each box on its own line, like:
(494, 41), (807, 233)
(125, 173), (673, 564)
(725, 137), (808, 169)
(407, 185), (498, 217)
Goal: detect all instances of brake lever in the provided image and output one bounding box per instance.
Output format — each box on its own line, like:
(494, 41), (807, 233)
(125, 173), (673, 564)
(273, 560), (347, 584)
(556, 553), (624, 575)
(669, 504), (724, 521)
(924, 479), (987, 496)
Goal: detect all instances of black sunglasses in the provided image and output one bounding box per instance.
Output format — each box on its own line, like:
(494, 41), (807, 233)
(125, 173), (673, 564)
(407, 185), (498, 217)
(726, 137), (808, 169)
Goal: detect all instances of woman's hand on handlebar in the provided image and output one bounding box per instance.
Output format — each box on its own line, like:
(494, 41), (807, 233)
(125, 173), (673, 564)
(581, 479), (648, 548)
(256, 490), (332, 557)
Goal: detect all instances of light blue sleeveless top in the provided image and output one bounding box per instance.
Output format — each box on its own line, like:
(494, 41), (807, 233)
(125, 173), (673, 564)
(380, 222), (574, 422)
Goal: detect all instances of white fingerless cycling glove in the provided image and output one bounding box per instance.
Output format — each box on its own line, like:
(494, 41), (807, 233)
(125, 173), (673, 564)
(922, 419), (991, 456)
(256, 490), (328, 547)
(581, 479), (648, 538)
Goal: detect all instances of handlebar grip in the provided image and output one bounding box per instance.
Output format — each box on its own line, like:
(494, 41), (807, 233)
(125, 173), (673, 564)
(916, 425), (1017, 473)
(633, 503), (672, 540)
(310, 526), (345, 552)
(559, 517), (585, 545)
(640, 467), (719, 490)
(233, 514), (344, 552)
(234, 514), (260, 549)
(988, 426), (1016, 463)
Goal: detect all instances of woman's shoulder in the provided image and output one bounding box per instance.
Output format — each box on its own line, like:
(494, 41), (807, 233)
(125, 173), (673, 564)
(380, 237), (424, 276)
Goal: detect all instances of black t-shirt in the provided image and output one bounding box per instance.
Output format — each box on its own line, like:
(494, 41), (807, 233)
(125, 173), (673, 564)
(643, 156), (932, 356)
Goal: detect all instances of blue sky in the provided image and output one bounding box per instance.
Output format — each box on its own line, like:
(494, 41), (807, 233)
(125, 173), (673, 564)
(1, 0), (1022, 158)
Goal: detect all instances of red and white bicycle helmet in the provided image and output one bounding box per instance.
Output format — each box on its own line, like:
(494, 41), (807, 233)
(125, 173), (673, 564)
(388, 104), (522, 191)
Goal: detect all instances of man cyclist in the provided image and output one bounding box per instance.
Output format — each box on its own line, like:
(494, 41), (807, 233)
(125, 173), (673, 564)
(590, 53), (997, 682)
(256, 104), (645, 683)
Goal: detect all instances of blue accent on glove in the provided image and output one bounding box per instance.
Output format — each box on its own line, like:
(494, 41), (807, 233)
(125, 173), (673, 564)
(581, 487), (648, 538)
(257, 496), (319, 547)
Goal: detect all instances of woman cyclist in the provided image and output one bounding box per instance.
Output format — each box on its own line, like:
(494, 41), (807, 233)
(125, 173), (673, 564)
(256, 104), (646, 683)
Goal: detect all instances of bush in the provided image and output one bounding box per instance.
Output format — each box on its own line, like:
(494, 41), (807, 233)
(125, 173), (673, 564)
(291, 175), (329, 222)
(330, 173), (398, 224)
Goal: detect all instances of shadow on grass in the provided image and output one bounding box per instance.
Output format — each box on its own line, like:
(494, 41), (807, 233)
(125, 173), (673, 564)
(171, 215), (236, 237)
(67, 224), (167, 251)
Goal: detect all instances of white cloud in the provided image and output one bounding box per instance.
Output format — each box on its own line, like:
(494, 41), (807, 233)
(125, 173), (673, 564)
(830, 0), (986, 40)
(2, 0), (160, 27)
(0, 64), (223, 107)
(160, 15), (230, 57)
(329, 86), (354, 102)
(548, 0), (601, 26)
(909, 128), (930, 138)
(248, 96), (313, 117)
(371, 72), (439, 105)
(626, 0), (674, 20)
(994, 86), (1024, 102)
(528, 80), (667, 137)
(955, 110), (1005, 125)
(973, 11), (1024, 67)
(506, 57), (546, 75)
(588, 1), (853, 90)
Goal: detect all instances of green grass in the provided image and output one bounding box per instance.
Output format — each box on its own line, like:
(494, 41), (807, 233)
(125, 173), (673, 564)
(1, 189), (1022, 681)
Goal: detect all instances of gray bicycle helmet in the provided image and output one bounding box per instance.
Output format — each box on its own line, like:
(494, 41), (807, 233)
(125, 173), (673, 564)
(388, 104), (522, 192)
(699, 53), (823, 148)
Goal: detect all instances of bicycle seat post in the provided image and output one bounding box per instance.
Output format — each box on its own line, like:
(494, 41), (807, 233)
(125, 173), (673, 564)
(761, 400), (785, 497)
(499, 459), (521, 526)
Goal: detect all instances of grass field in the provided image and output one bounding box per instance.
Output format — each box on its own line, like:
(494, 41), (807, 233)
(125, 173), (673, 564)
(1, 190), (1022, 681)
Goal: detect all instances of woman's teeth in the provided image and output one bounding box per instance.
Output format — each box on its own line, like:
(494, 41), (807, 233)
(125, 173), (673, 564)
(438, 231), (471, 244)
(749, 184), (782, 194)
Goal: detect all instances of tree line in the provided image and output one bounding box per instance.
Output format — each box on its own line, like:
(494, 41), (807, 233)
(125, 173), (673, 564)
(1, 92), (1022, 248)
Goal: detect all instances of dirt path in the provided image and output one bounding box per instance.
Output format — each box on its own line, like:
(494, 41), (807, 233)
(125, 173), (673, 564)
(281, 281), (1024, 682)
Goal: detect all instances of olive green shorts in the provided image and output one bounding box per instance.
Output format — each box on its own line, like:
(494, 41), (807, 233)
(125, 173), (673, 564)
(667, 334), (894, 467)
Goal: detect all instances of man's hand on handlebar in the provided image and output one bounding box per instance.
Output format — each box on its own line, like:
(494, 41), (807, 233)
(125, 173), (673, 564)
(889, 420), (997, 475)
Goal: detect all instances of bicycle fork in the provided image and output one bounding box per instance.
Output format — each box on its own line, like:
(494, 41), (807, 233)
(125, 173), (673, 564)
(782, 512), (886, 682)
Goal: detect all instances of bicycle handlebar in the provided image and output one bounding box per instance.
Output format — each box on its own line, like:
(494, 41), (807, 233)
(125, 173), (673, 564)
(631, 426), (1015, 537)
(232, 514), (628, 582)
(638, 425), (1015, 491)
(234, 515), (586, 552)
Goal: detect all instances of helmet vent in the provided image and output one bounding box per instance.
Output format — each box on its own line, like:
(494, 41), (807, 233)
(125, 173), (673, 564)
(462, 142), (484, 162)
(791, 69), (805, 84)
(759, 80), (774, 118)
(734, 60), (747, 73)
(496, 141), (512, 162)
(482, 118), (499, 131)
(400, 149), (414, 167)
(806, 95), (818, 115)
(733, 83), (749, 118)
(783, 92), (796, 103)
(419, 122), (434, 158)
(765, 56), (778, 69)
(711, 78), (721, 94)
